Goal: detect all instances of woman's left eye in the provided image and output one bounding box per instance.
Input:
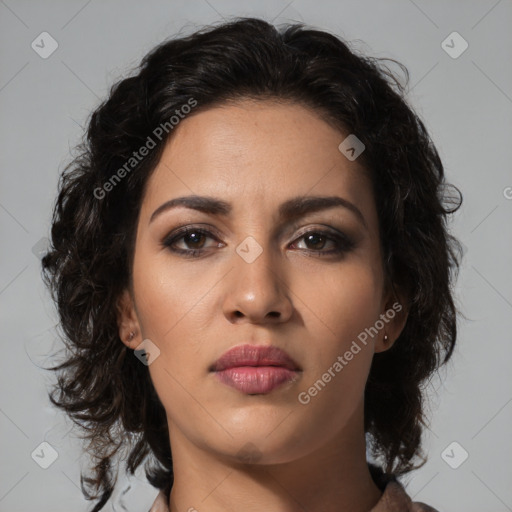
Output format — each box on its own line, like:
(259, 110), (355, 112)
(290, 230), (355, 256)
(162, 226), (355, 258)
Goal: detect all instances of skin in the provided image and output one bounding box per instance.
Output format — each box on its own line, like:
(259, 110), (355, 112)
(117, 99), (408, 512)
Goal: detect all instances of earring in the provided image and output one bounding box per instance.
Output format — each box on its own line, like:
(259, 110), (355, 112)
(383, 333), (389, 343)
(127, 331), (135, 342)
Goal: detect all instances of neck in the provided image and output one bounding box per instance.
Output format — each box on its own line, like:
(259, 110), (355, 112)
(166, 402), (383, 512)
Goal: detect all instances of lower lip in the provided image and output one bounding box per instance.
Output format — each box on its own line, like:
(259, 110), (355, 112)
(214, 366), (299, 394)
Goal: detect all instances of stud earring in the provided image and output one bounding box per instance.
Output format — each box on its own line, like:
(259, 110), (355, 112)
(383, 333), (389, 343)
(127, 331), (135, 342)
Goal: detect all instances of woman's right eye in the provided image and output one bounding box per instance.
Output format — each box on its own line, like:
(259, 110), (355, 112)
(162, 227), (223, 258)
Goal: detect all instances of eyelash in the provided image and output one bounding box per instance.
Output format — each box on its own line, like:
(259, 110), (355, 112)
(161, 225), (356, 259)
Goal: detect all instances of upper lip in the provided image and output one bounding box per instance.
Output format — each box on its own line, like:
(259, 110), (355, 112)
(210, 344), (301, 372)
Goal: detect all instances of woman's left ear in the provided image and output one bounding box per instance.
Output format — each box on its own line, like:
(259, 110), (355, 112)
(374, 286), (409, 353)
(116, 288), (141, 349)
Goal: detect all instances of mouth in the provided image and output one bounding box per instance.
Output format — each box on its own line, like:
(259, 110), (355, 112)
(210, 344), (302, 395)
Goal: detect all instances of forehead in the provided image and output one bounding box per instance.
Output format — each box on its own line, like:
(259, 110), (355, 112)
(140, 99), (374, 222)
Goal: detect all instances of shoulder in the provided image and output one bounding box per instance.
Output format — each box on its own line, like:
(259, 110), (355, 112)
(372, 481), (440, 512)
(148, 489), (169, 512)
(368, 464), (440, 512)
(148, 475), (440, 512)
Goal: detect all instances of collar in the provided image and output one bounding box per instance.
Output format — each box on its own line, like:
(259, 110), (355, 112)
(149, 479), (439, 512)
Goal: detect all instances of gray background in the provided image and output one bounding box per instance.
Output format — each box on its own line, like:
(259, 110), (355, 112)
(1, 1), (511, 511)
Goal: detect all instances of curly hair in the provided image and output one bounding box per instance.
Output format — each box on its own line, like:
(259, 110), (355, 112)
(41, 16), (463, 511)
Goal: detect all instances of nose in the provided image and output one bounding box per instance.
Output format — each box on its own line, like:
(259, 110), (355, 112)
(222, 240), (293, 325)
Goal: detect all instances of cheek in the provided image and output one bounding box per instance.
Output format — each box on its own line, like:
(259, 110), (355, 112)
(298, 260), (383, 347)
(290, 265), (381, 441)
(131, 256), (217, 427)
(293, 260), (383, 401)
(130, 249), (225, 413)
(131, 249), (218, 342)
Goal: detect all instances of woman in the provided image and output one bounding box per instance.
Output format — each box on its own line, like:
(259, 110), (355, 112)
(41, 17), (462, 512)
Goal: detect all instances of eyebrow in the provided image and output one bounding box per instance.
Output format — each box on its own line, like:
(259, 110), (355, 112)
(149, 194), (367, 229)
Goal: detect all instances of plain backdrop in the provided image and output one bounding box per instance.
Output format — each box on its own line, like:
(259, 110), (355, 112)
(1, 1), (511, 511)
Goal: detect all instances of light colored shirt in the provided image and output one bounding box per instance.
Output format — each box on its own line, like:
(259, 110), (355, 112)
(148, 481), (439, 512)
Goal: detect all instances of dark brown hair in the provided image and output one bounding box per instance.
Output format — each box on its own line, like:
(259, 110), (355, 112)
(41, 16), (462, 511)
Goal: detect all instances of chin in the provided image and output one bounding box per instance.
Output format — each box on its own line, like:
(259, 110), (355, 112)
(202, 419), (318, 467)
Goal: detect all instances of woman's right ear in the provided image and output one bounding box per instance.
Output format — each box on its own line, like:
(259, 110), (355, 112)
(116, 288), (141, 349)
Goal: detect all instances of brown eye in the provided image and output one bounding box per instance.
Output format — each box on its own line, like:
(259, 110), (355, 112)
(303, 232), (328, 250)
(290, 229), (355, 257)
(181, 231), (207, 249)
(162, 227), (222, 257)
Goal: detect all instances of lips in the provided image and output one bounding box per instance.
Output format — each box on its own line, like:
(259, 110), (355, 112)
(211, 344), (301, 372)
(210, 344), (301, 394)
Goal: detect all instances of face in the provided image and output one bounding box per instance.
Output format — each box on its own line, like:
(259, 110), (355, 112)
(117, 99), (407, 465)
